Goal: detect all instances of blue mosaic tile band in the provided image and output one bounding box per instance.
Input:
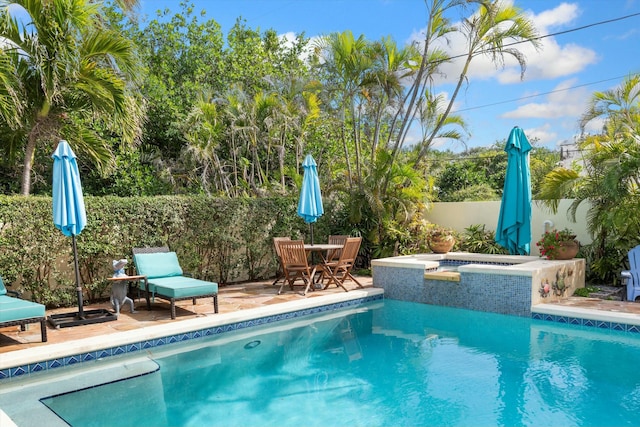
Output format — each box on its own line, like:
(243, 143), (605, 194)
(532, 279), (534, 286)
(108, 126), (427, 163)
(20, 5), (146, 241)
(439, 260), (512, 268)
(531, 312), (640, 333)
(373, 265), (532, 316)
(0, 294), (383, 382)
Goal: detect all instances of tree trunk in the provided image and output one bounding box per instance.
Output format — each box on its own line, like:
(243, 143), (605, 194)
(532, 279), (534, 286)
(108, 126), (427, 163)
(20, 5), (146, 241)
(21, 131), (38, 196)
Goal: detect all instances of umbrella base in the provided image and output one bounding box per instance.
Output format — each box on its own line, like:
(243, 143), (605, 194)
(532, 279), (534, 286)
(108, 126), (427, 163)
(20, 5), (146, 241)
(47, 309), (116, 328)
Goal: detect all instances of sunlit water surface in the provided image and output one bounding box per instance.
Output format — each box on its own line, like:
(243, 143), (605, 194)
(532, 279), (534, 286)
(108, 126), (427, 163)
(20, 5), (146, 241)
(42, 299), (640, 426)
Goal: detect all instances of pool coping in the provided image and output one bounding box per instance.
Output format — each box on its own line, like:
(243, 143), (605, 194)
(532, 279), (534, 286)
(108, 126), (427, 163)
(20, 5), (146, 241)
(3, 284), (640, 379)
(532, 302), (640, 331)
(0, 288), (384, 378)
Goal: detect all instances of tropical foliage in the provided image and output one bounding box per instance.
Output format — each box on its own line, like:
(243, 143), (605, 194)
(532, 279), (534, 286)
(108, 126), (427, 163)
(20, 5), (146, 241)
(0, 0), (144, 195)
(0, 0), (552, 264)
(458, 224), (509, 254)
(537, 73), (640, 281)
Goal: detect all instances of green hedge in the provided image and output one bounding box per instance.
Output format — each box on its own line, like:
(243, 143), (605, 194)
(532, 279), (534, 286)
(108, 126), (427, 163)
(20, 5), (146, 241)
(0, 195), (331, 308)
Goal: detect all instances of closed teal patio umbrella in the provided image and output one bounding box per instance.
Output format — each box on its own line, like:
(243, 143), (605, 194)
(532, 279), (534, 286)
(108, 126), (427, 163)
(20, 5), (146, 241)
(48, 140), (115, 327)
(52, 140), (87, 318)
(496, 127), (532, 255)
(297, 154), (324, 245)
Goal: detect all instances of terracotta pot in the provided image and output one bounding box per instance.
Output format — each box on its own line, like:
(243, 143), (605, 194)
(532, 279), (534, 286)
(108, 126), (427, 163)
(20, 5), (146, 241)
(429, 238), (455, 254)
(554, 240), (579, 260)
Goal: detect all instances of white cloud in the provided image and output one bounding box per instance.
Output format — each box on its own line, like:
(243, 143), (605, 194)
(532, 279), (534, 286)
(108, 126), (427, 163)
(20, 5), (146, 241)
(523, 123), (558, 145)
(498, 41), (598, 83)
(494, 2), (597, 83)
(528, 2), (580, 32)
(609, 28), (639, 40)
(407, 1), (597, 86)
(501, 78), (590, 119)
(403, 125), (422, 147)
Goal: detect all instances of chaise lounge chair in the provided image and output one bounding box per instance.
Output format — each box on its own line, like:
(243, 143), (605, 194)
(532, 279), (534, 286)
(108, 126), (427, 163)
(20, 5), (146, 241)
(132, 247), (219, 319)
(0, 276), (47, 342)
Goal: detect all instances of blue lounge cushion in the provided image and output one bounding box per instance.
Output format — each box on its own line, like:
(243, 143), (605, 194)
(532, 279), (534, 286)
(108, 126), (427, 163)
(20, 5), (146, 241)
(147, 277), (218, 299)
(0, 295), (45, 322)
(133, 252), (183, 279)
(0, 276), (6, 296)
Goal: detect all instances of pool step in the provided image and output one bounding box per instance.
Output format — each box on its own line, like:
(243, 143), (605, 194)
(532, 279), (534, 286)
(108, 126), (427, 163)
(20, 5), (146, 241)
(424, 271), (460, 282)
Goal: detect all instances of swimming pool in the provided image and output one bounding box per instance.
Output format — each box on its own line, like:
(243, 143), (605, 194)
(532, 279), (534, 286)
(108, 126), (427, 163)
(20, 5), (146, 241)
(2, 299), (640, 426)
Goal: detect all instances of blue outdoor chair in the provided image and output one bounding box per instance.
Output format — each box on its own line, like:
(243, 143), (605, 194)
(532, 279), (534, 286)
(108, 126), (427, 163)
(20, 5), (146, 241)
(0, 275), (47, 342)
(622, 245), (640, 302)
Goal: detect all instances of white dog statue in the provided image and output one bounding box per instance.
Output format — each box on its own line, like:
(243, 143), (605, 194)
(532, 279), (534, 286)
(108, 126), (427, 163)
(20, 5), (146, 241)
(110, 259), (136, 315)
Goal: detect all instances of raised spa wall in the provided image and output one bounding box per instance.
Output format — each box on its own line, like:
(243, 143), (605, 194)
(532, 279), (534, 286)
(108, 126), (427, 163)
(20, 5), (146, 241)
(371, 252), (585, 317)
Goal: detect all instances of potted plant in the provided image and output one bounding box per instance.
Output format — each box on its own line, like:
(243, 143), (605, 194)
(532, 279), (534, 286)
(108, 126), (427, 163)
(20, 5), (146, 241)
(536, 228), (580, 260)
(428, 225), (456, 253)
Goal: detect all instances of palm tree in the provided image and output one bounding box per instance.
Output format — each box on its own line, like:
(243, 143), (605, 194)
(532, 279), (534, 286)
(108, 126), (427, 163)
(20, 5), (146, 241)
(267, 75), (321, 188)
(580, 73), (640, 136)
(413, 92), (469, 163)
(363, 36), (419, 163)
(314, 30), (370, 190)
(183, 92), (230, 196)
(422, 0), (541, 150)
(537, 73), (640, 280)
(0, 0), (143, 195)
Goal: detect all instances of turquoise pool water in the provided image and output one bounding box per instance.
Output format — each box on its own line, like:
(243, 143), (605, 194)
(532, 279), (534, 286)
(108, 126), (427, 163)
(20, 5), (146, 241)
(23, 300), (640, 425)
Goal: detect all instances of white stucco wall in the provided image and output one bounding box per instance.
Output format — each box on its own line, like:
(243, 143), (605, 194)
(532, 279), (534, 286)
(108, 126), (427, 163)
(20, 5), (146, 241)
(424, 199), (591, 256)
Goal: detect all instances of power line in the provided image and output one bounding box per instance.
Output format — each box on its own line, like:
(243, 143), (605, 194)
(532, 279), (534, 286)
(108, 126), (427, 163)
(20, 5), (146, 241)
(445, 11), (640, 62)
(424, 146), (589, 162)
(506, 12), (640, 46)
(432, 12), (640, 112)
(452, 74), (634, 113)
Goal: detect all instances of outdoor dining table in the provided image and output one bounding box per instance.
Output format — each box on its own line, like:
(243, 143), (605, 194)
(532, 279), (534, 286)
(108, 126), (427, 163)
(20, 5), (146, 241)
(303, 243), (343, 259)
(304, 243), (343, 289)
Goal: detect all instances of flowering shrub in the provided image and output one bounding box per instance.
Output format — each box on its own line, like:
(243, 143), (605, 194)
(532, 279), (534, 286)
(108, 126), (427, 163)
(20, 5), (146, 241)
(536, 228), (577, 260)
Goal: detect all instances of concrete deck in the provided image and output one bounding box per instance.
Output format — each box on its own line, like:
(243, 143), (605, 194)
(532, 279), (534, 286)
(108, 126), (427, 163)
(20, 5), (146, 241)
(2, 276), (639, 366)
(0, 277), (378, 368)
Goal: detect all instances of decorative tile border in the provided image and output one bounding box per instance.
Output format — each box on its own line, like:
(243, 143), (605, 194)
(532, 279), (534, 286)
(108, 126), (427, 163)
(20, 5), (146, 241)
(0, 294), (383, 381)
(425, 260), (513, 273)
(439, 259), (512, 268)
(531, 312), (640, 333)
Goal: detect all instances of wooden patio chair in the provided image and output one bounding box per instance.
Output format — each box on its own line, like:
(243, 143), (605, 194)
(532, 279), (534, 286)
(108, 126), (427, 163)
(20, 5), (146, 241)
(314, 235), (348, 284)
(277, 239), (317, 296)
(321, 237), (363, 292)
(272, 237), (291, 286)
(326, 235), (349, 263)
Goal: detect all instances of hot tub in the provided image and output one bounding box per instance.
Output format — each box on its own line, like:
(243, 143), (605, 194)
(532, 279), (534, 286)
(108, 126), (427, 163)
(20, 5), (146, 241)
(372, 252), (585, 317)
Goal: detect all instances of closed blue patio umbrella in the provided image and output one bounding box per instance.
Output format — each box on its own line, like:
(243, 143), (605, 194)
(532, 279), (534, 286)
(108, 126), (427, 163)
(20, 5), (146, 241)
(297, 154), (324, 245)
(496, 127), (532, 255)
(49, 140), (114, 327)
(52, 140), (87, 318)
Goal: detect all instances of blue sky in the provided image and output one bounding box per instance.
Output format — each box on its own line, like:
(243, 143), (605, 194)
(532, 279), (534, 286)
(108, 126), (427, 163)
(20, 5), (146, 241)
(140, 0), (640, 152)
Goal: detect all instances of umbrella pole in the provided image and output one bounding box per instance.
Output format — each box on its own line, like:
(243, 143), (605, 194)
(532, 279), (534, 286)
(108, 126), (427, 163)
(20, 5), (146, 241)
(310, 224), (314, 245)
(47, 236), (116, 328)
(72, 235), (85, 319)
